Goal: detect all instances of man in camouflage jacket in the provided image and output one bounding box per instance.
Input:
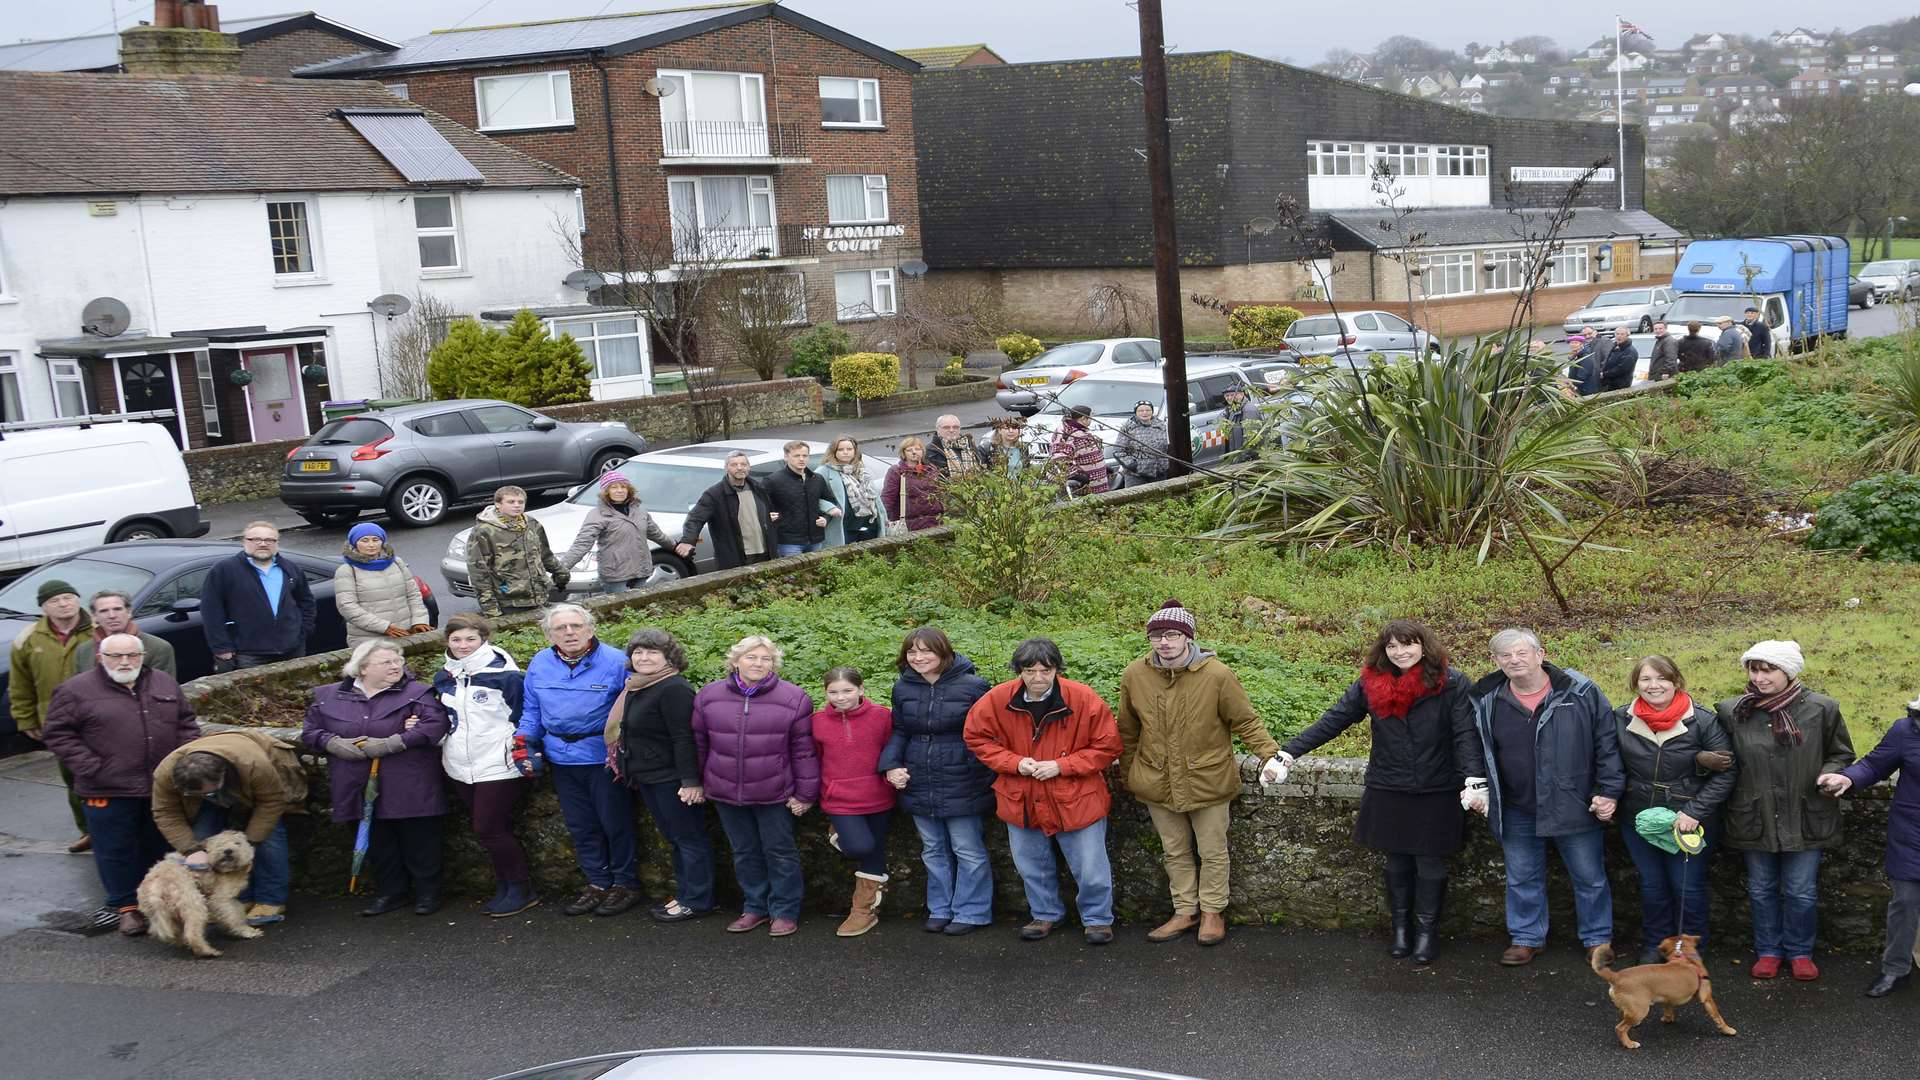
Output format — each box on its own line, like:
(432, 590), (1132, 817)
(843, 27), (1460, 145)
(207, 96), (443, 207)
(469, 486), (566, 617)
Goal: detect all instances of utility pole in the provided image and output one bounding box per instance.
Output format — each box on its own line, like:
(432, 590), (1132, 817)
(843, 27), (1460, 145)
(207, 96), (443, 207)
(1137, 0), (1190, 475)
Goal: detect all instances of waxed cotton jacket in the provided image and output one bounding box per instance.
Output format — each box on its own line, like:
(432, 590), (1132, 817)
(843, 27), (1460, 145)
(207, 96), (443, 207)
(1714, 689), (1854, 852)
(964, 677), (1123, 836)
(9, 613), (91, 737)
(1470, 664), (1625, 838)
(1612, 701), (1736, 822)
(1116, 650), (1279, 812)
(151, 731), (308, 852)
(878, 655), (995, 819)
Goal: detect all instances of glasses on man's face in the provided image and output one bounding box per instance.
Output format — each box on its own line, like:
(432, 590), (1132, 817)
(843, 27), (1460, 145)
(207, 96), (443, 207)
(101, 651), (144, 661)
(1148, 631), (1187, 642)
(243, 535), (279, 544)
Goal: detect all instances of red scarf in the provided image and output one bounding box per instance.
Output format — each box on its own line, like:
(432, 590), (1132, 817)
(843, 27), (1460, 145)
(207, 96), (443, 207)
(1631, 691), (1692, 732)
(1360, 665), (1442, 719)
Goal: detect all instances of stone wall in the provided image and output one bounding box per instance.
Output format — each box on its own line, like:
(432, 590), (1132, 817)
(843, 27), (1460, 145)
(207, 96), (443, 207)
(180, 379), (824, 507)
(824, 373), (996, 419)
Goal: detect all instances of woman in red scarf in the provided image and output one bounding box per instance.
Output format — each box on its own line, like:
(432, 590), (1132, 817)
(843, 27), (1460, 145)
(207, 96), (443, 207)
(1279, 620), (1482, 965)
(1612, 655), (1736, 965)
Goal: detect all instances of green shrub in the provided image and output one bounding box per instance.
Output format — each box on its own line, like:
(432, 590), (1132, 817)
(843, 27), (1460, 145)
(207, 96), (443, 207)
(425, 317), (499, 400)
(1807, 472), (1920, 561)
(1226, 305), (1304, 349)
(1861, 332), (1920, 472)
(426, 311), (592, 407)
(830, 352), (901, 403)
(786, 323), (853, 382)
(996, 333), (1044, 364)
(936, 467), (1079, 606)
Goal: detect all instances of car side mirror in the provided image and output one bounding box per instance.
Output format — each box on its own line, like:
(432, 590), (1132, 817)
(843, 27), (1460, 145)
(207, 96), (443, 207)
(567, 485), (585, 499)
(167, 597), (201, 620)
(530, 417), (558, 432)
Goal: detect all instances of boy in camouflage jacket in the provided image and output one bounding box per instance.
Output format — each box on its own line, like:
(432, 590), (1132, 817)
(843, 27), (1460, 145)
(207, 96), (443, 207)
(469, 486), (567, 617)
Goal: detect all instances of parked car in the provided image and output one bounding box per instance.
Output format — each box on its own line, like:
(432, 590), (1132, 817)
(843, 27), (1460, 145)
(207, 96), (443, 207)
(1856, 259), (1920, 301)
(490, 1048), (1203, 1080)
(0, 540), (437, 740)
(993, 337), (1163, 414)
(1282, 310), (1436, 356)
(0, 421), (207, 574)
(279, 400), (646, 529)
(440, 439), (897, 597)
(1562, 284), (1675, 335)
(1020, 361), (1262, 478)
(1849, 275), (1879, 309)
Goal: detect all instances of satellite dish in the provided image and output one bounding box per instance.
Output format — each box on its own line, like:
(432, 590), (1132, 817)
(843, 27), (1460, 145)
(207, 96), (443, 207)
(1245, 217), (1279, 236)
(81, 296), (131, 338)
(643, 78), (677, 98)
(898, 259), (929, 279)
(368, 293), (413, 319)
(563, 269), (607, 292)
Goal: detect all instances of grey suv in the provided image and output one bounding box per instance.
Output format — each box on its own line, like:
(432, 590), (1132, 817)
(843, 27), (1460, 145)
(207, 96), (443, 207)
(279, 400), (645, 528)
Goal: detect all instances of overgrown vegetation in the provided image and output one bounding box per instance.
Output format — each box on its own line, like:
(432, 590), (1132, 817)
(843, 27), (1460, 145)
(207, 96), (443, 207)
(828, 352), (901, 412)
(1225, 304), (1304, 349)
(1808, 472), (1920, 562)
(426, 310), (592, 407)
(932, 467), (1076, 607)
(995, 333), (1044, 364)
(786, 323), (852, 383)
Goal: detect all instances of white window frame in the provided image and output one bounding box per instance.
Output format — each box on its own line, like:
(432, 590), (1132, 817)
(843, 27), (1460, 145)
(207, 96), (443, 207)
(1307, 141), (1363, 176)
(826, 174), (889, 224)
(48, 358), (87, 418)
(834, 267), (896, 321)
(1547, 245), (1591, 286)
(193, 353), (221, 438)
(552, 313), (650, 394)
(385, 82), (409, 99)
(0, 352), (22, 423)
(473, 70), (574, 132)
(667, 174), (777, 261)
(1483, 248), (1535, 292)
(265, 197), (322, 281)
(1370, 143), (1432, 178)
(657, 69), (768, 156)
(1436, 145), (1489, 176)
(819, 76), (882, 127)
(574, 188), (587, 235)
(412, 194), (464, 273)
(1418, 251), (1477, 298)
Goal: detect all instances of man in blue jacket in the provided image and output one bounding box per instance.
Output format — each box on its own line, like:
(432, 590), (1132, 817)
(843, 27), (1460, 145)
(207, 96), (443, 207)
(517, 603), (636, 918)
(201, 522), (317, 672)
(1466, 627), (1624, 967)
(1741, 307), (1772, 358)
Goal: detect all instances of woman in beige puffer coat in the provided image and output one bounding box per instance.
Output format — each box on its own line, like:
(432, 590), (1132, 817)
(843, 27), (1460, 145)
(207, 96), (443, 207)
(334, 522), (430, 644)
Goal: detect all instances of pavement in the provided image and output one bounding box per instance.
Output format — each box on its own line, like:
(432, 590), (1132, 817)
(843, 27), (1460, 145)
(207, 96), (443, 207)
(2, 749), (1914, 1080)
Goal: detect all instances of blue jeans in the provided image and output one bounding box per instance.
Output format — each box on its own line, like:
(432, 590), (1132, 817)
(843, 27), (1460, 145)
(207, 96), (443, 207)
(83, 797), (169, 908)
(912, 814), (993, 925)
(827, 810), (893, 877)
(1621, 822), (1713, 949)
(550, 765), (638, 889)
(775, 541), (824, 557)
(714, 802), (804, 920)
(191, 804), (290, 906)
(635, 780), (715, 911)
(1743, 849), (1822, 959)
(1497, 810), (1613, 947)
(1005, 817), (1114, 927)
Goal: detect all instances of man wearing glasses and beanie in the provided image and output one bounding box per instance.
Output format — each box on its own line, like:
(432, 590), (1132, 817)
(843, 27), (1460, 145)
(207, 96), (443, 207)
(201, 521), (316, 672)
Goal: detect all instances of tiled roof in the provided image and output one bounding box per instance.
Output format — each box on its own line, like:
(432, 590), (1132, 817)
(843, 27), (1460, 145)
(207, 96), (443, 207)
(0, 72), (577, 197)
(1330, 207), (1683, 250)
(896, 44), (1001, 68)
(0, 12), (394, 72)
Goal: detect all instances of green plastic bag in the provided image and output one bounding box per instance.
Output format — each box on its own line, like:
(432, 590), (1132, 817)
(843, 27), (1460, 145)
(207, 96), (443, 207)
(1634, 806), (1704, 855)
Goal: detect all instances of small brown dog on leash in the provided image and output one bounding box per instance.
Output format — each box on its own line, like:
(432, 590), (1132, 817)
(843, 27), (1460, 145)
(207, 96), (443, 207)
(1590, 935), (1738, 1049)
(136, 831), (263, 958)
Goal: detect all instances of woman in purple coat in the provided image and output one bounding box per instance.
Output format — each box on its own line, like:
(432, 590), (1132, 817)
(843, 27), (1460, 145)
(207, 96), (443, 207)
(1819, 694), (1920, 998)
(300, 639), (451, 916)
(692, 634), (819, 936)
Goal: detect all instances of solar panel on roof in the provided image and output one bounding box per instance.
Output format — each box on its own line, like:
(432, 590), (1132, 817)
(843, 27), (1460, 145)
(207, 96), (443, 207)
(339, 110), (484, 183)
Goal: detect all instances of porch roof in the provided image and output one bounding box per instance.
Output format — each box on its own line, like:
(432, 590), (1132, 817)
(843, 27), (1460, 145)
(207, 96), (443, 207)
(36, 334), (209, 358)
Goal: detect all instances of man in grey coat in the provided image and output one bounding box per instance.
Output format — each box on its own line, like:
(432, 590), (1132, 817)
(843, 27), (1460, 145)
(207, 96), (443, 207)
(71, 590), (175, 677)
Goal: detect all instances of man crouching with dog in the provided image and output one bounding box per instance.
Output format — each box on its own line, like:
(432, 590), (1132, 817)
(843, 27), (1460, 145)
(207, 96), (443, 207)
(150, 729), (308, 928)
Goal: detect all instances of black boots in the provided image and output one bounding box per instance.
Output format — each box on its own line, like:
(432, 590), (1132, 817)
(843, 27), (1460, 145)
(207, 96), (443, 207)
(1385, 864), (1415, 958)
(1411, 877), (1447, 965)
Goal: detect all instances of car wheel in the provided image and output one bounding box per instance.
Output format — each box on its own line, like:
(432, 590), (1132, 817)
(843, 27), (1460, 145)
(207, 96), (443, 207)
(652, 551), (698, 581)
(1864, 291), (1876, 309)
(387, 476), (448, 527)
(588, 450), (628, 480)
(298, 509), (359, 528)
(107, 519), (168, 543)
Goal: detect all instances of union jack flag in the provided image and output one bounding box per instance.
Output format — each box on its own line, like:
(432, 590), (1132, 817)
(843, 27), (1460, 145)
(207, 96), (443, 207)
(1618, 18), (1651, 41)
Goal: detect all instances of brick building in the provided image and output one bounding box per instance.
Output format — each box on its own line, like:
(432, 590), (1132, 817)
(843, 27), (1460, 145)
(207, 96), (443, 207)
(300, 3), (922, 373)
(914, 52), (1681, 335)
(0, 10), (395, 76)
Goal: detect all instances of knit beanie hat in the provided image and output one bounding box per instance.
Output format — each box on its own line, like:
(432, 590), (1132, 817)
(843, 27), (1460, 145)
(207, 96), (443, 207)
(36, 578), (78, 606)
(599, 470), (632, 491)
(1740, 639), (1805, 679)
(346, 522), (387, 548)
(1146, 598), (1197, 639)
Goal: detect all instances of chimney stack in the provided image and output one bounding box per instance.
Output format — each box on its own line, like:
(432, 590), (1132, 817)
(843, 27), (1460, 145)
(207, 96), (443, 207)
(121, 0), (240, 75)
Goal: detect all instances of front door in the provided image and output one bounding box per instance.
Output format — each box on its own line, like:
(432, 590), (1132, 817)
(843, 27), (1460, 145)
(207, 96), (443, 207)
(116, 355), (182, 446)
(242, 349), (306, 441)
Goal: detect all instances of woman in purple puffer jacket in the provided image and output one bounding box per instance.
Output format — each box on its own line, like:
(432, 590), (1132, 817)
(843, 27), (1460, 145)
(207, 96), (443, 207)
(692, 634), (819, 937)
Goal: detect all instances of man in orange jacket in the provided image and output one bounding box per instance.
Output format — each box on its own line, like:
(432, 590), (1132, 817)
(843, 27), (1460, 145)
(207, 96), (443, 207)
(964, 638), (1123, 944)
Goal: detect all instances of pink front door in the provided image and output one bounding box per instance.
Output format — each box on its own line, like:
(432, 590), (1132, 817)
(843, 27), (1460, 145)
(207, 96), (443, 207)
(242, 349), (306, 441)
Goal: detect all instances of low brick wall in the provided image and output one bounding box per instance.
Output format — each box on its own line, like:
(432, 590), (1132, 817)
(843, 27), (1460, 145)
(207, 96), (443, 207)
(181, 379), (825, 508)
(824, 373), (997, 419)
(1223, 282), (1632, 341)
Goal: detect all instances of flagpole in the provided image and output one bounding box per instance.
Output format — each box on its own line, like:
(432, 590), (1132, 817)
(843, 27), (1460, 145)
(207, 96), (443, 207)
(1615, 16), (1627, 210)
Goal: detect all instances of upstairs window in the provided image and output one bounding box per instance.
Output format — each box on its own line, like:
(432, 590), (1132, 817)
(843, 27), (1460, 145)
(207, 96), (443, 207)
(819, 77), (881, 127)
(826, 174), (889, 223)
(266, 200), (315, 275)
(1307, 141), (1362, 176)
(413, 195), (462, 271)
(1436, 145), (1489, 176)
(475, 71), (573, 131)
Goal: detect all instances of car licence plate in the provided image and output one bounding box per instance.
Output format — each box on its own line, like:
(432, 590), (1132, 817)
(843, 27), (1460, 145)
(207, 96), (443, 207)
(299, 461), (332, 472)
(1017, 376), (1049, 385)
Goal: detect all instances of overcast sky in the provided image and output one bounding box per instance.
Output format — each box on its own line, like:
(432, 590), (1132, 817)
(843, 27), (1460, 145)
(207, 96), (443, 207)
(10, 1), (1882, 62)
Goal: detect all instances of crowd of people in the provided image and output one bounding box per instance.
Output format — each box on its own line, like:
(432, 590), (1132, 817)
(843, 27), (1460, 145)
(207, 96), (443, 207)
(20, 573), (1920, 997)
(1566, 306), (1771, 396)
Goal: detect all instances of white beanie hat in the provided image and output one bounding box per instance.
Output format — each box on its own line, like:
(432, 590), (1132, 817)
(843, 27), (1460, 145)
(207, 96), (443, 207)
(1740, 640), (1804, 679)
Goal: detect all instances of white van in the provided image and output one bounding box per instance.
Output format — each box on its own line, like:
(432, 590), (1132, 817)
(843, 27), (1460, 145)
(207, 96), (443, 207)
(0, 423), (207, 573)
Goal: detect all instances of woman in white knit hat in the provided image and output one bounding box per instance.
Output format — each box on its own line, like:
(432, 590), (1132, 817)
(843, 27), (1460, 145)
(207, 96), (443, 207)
(1711, 639), (1855, 982)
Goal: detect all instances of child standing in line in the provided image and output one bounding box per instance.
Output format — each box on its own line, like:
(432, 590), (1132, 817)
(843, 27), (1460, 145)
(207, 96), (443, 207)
(811, 667), (896, 937)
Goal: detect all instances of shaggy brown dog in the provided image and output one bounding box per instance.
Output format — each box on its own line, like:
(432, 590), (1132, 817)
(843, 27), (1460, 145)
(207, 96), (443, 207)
(136, 831), (263, 958)
(1591, 935), (1739, 1049)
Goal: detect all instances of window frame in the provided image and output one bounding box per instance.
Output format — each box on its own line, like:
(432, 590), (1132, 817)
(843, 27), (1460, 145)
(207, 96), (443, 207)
(818, 76), (882, 128)
(825, 173), (890, 224)
(656, 68), (768, 155)
(552, 314), (648, 386)
(0, 351), (22, 424)
(473, 70), (574, 133)
(1547, 245), (1591, 287)
(412, 194), (464, 273)
(48, 358), (88, 418)
(833, 267), (897, 321)
(666, 174), (777, 260)
(1435, 144), (1490, 176)
(1483, 248), (1531, 292)
(1419, 251), (1478, 298)
(193, 353), (221, 437)
(265, 198), (320, 279)
(1307, 141), (1363, 176)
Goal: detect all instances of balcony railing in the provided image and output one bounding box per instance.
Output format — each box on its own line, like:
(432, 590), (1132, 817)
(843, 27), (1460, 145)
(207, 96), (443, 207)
(670, 224), (825, 264)
(661, 121), (808, 160)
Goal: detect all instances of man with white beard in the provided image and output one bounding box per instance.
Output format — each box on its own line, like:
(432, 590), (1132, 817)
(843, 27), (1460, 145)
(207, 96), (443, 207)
(41, 634), (201, 936)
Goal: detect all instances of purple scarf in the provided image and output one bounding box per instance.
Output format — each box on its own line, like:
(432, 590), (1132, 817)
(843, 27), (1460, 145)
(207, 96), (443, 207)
(728, 670), (778, 697)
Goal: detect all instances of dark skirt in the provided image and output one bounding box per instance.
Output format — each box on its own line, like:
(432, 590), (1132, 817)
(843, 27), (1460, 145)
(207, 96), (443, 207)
(1354, 787), (1465, 857)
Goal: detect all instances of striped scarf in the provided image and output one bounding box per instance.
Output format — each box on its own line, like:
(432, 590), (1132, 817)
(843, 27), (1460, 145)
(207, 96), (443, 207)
(1734, 679), (1806, 746)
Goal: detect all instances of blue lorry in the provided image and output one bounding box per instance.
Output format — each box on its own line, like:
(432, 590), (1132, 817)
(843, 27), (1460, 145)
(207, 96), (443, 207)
(1665, 235), (1850, 353)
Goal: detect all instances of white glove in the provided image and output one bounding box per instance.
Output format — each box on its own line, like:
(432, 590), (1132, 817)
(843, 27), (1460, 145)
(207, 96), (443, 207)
(1260, 753), (1293, 786)
(1461, 777), (1489, 815)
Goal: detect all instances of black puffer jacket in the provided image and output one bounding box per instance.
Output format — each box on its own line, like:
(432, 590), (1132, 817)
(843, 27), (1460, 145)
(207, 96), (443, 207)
(1284, 668), (1482, 793)
(878, 654), (995, 818)
(1612, 701), (1736, 820)
(763, 466), (833, 546)
(616, 674), (700, 787)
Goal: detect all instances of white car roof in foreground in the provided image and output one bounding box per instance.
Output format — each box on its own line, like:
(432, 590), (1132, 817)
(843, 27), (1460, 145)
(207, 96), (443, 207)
(490, 1047), (1205, 1080)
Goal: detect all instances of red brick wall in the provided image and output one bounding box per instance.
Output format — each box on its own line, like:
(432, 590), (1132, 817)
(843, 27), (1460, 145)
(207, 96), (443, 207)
(237, 27), (383, 78)
(1224, 280), (1637, 339)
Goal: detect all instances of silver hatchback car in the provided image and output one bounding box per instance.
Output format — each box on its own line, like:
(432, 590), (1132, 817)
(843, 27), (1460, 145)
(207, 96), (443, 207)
(279, 399), (646, 529)
(1282, 311), (1436, 356)
(994, 337), (1163, 414)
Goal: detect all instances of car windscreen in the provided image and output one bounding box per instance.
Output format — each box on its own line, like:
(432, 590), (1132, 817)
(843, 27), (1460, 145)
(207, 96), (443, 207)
(1008, 342), (1104, 372)
(307, 418), (393, 446)
(1861, 261), (1905, 276)
(1589, 290), (1651, 307)
(1665, 295), (1750, 322)
(0, 559), (155, 617)
(570, 460), (724, 512)
(1037, 379), (1163, 415)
